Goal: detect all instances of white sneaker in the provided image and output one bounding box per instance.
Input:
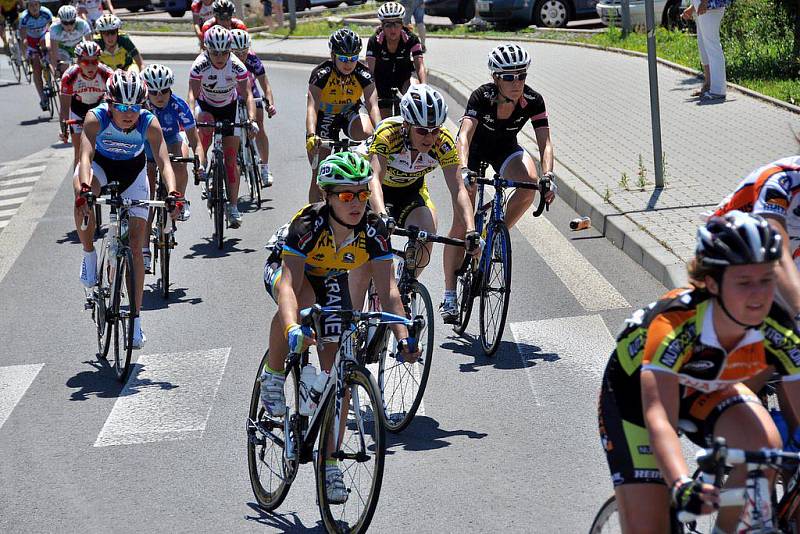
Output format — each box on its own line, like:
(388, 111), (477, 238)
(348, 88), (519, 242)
(259, 369), (286, 416)
(132, 324), (146, 349)
(227, 204), (243, 229)
(260, 165), (273, 188)
(439, 298), (458, 324)
(325, 464), (349, 504)
(178, 202), (191, 222)
(80, 250), (97, 288)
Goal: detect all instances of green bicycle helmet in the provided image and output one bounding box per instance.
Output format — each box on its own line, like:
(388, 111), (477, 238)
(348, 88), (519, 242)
(316, 152), (372, 189)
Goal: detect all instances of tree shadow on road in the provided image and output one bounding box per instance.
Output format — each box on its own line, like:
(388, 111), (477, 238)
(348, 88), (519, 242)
(66, 359), (177, 401)
(384, 415), (487, 455)
(441, 335), (560, 373)
(243, 503), (325, 533)
(182, 237), (257, 259)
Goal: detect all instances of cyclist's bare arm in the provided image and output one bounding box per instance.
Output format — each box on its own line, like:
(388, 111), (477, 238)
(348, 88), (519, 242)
(371, 259), (411, 341)
(238, 77), (255, 121)
(256, 72), (276, 115)
(456, 117), (477, 173)
(413, 55), (426, 84)
(368, 154), (388, 215)
(78, 114), (100, 189)
(764, 215), (800, 315)
(443, 163), (475, 234)
(59, 93), (71, 127)
(363, 83), (381, 127)
(641, 368), (688, 485)
(187, 78), (201, 114)
(533, 124), (553, 175)
(147, 118), (178, 193)
(365, 56), (376, 75)
(133, 52), (144, 71)
(184, 126), (204, 166)
(305, 85), (321, 139)
(277, 254), (307, 336)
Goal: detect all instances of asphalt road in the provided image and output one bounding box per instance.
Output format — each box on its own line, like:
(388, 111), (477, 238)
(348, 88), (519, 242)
(0, 61), (668, 532)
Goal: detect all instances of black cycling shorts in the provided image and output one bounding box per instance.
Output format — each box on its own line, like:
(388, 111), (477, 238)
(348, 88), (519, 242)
(381, 180), (434, 229)
(93, 151), (146, 192)
(197, 99), (237, 137)
(315, 102), (363, 140)
(467, 140), (525, 177)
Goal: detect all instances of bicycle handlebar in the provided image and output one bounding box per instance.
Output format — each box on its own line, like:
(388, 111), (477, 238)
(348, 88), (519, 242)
(463, 169), (550, 217)
(318, 138), (361, 150)
(196, 121), (251, 129)
(393, 225), (467, 248)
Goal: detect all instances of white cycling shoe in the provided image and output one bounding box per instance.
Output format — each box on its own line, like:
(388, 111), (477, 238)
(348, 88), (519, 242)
(80, 250), (97, 288)
(325, 464), (349, 504)
(259, 369), (286, 416)
(260, 165), (273, 188)
(439, 298), (458, 325)
(132, 324), (146, 350)
(226, 204), (243, 229)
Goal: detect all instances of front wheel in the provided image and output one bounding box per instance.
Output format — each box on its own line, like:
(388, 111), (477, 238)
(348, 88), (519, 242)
(212, 157), (226, 250)
(317, 366), (385, 534)
(248, 349), (299, 512)
(453, 256), (476, 336)
(379, 281), (434, 433)
(589, 496), (621, 533)
(112, 248), (135, 381)
(479, 224), (512, 356)
(158, 218), (172, 300)
(95, 247), (113, 360)
(9, 43), (22, 83)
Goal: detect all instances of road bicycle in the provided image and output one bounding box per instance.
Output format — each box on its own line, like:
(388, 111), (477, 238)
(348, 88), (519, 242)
(377, 87), (402, 117)
(453, 162), (551, 356)
(65, 118), (103, 238)
(236, 98), (264, 206)
(364, 224), (466, 432)
(4, 25), (29, 84)
(247, 304), (422, 533)
(82, 182), (171, 382)
(311, 137), (363, 168)
(196, 119), (249, 250)
(589, 437), (800, 533)
(151, 153), (198, 300)
(38, 47), (59, 118)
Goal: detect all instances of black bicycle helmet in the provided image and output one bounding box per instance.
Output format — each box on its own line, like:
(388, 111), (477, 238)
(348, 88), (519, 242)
(213, 0), (235, 17)
(328, 28), (362, 56)
(696, 210), (782, 268)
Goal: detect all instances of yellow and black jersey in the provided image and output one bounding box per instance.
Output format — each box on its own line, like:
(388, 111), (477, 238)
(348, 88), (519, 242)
(269, 203), (393, 278)
(367, 117), (460, 188)
(309, 60), (374, 115)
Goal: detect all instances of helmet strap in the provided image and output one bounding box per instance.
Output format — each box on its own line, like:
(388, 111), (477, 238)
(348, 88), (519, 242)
(714, 272), (763, 330)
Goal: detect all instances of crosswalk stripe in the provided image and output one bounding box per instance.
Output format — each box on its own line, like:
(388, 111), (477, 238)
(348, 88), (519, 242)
(0, 196), (26, 208)
(0, 207), (19, 218)
(515, 215), (629, 311)
(0, 176), (39, 188)
(0, 219), (8, 229)
(0, 185), (34, 198)
(510, 315), (615, 406)
(0, 165), (46, 178)
(94, 347), (231, 447)
(0, 363), (45, 432)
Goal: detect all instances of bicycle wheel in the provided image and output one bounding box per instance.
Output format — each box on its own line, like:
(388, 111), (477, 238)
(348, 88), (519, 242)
(8, 42), (21, 83)
(453, 257), (476, 336)
(159, 217), (171, 300)
(112, 248), (135, 382)
(47, 67), (59, 119)
(479, 223), (512, 356)
(212, 159), (225, 250)
(247, 349), (299, 512)
(317, 366), (385, 534)
(95, 248), (113, 360)
(589, 496), (622, 533)
(249, 142), (262, 206)
(379, 281), (434, 433)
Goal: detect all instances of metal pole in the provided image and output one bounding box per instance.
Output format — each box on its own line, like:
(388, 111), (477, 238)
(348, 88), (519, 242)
(621, 0), (631, 37)
(288, 0), (297, 31)
(644, 0), (664, 188)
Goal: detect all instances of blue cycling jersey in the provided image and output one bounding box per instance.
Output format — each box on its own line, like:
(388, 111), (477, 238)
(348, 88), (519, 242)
(148, 94), (196, 140)
(19, 7), (53, 41)
(92, 103), (155, 160)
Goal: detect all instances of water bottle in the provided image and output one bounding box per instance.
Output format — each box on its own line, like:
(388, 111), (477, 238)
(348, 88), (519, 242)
(570, 216), (591, 231)
(299, 364), (318, 416)
(307, 370), (330, 415)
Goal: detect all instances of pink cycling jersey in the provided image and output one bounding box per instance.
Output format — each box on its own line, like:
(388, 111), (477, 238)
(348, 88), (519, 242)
(189, 52), (249, 107)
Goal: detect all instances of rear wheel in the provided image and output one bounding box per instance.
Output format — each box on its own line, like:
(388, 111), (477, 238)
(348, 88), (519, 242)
(212, 158), (226, 250)
(158, 216), (171, 300)
(589, 496), (621, 533)
(112, 249), (135, 382)
(167, 10), (186, 17)
(248, 349), (299, 511)
(249, 141), (262, 206)
(8, 41), (21, 82)
(479, 223), (512, 356)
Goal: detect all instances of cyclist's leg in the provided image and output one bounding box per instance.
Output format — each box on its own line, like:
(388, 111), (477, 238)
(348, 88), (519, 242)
(376, 83), (392, 120)
(29, 45), (44, 101)
(347, 104), (374, 140)
(0, 13), (7, 50)
(69, 110), (84, 171)
(222, 133), (240, 203)
(254, 105), (268, 168)
(496, 147), (537, 230)
(400, 185), (438, 278)
(123, 167), (151, 318)
(168, 136), (190, 195)
(73, 164), (102, 252)
(265, 266), (316, 373)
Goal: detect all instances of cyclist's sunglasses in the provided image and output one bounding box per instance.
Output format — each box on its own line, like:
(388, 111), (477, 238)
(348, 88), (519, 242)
(111, 102), (142, 113)
(336, 54), (359, 63)
(382, 21), (402, 28)
(101, 30), (118, 36)
(209, 50), (229, 57)
(495, 71), (527, 82)
(151, 88), (171, 96)
(217, 14), (232, 20)
(332, 189), (371, 202)
(412, 126), (440, 136)
(62, 20), (75, 25)
(78, 58), (99, 65)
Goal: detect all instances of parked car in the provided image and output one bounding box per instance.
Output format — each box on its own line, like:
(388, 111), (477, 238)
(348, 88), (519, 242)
(157, 0), (363, 17)
(477, 0), (599, 29)
(424, 0), (475, 24)
(595, 0), (689, 29)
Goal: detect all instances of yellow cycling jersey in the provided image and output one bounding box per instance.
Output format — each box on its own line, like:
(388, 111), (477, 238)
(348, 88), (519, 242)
(367, 117), (460, 188)
(95, 34), (138, 70)
(0, 0), (19, 12)
(309, 60), (374, 115)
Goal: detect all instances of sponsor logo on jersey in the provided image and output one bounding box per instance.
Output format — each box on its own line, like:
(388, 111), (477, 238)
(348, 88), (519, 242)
(343, 253), (355, 263)
(637, 445), (652, 455)
(298, 230), (314, 249)
(659, 324), (696, 368)
(634, 469), (662, 480)
(765, 187), (790, 210)
(683, 360), (715, 371)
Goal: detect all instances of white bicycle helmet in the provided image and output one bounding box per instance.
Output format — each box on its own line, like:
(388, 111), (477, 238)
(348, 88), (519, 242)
(377, 1), (405, 21)
(400, 84), (448, 128)
(204, 25), (233, 52)
(487, 44), (531, 73)
(140, 64), (175, 92)
(107, 70), (147, 105)
(58, 4), (77, 23)
(230, 28), (250, 51)
(95, 13), (122, 32)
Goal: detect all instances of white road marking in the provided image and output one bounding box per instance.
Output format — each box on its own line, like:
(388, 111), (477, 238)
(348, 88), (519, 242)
(0, 196), (27, 207)
(510, 315), (616, 406)
(1, 165), (46, 178)
(515, 215), (629, 311)
(0, 185), (35, 198)
(0, 176), (40, 188)
(0, 207), (19, 218)
(0, 363), (45, 431)
(94, 347), (231, 447)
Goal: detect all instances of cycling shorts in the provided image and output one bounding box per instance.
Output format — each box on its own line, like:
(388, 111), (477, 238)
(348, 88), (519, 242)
(315, 102), (363, 140)
(196, 98), (237, 137)
(382, 180), (435, 228)
(263, 264), (352, 343)
(91, 153), (150, 220)
(467, 141), (525, 178)
(25, 36), (44, 58)
(598, 375), (761, 487)
(144, 131), (187, 162)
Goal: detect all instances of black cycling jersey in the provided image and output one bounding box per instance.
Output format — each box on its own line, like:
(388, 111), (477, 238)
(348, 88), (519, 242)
(462, 82), (549, 149)
(366, 28), (423, 95)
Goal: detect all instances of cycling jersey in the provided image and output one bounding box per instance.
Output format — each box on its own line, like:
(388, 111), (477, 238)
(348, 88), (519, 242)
(76, 0), (104, 23)
(19, 7), (52, 43)
(242, 50), (265, 102)
(49, 19), (92, 58)
(147, 93), (196, 142)
(309, 60), (374, 115)
(191, 0), (215, 25)
(91, 102), (155, 160)
(267, 202), (393, 278)
(1, 2), (20, 26)
(366, 28), (422, 98)
(598, 287), (800, 485)
(463, 83), (549, 148)
(190, 52), (248, 107)
(367, 116), (459, 188)
(199, 17), (247, 39)
(60, 62), (113, 116)
(95, 33), (139, 70)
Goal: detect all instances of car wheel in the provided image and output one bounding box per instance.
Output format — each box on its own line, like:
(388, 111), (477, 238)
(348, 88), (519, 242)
(533, 0), (570, 28)
(128, 6), (141, 12)
(168, 10), (186, 17)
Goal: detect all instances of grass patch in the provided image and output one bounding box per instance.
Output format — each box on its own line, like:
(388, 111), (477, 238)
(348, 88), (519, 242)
(126, 21), (194, 32)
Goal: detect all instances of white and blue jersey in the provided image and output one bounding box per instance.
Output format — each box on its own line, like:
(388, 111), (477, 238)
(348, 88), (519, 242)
(19, 7), (53, 43)
(92, 102), (155, 161)
(144, 94), (195, 160)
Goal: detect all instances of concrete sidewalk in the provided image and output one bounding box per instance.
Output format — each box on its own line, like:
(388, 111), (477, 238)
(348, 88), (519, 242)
(136, 34), (800, 288)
